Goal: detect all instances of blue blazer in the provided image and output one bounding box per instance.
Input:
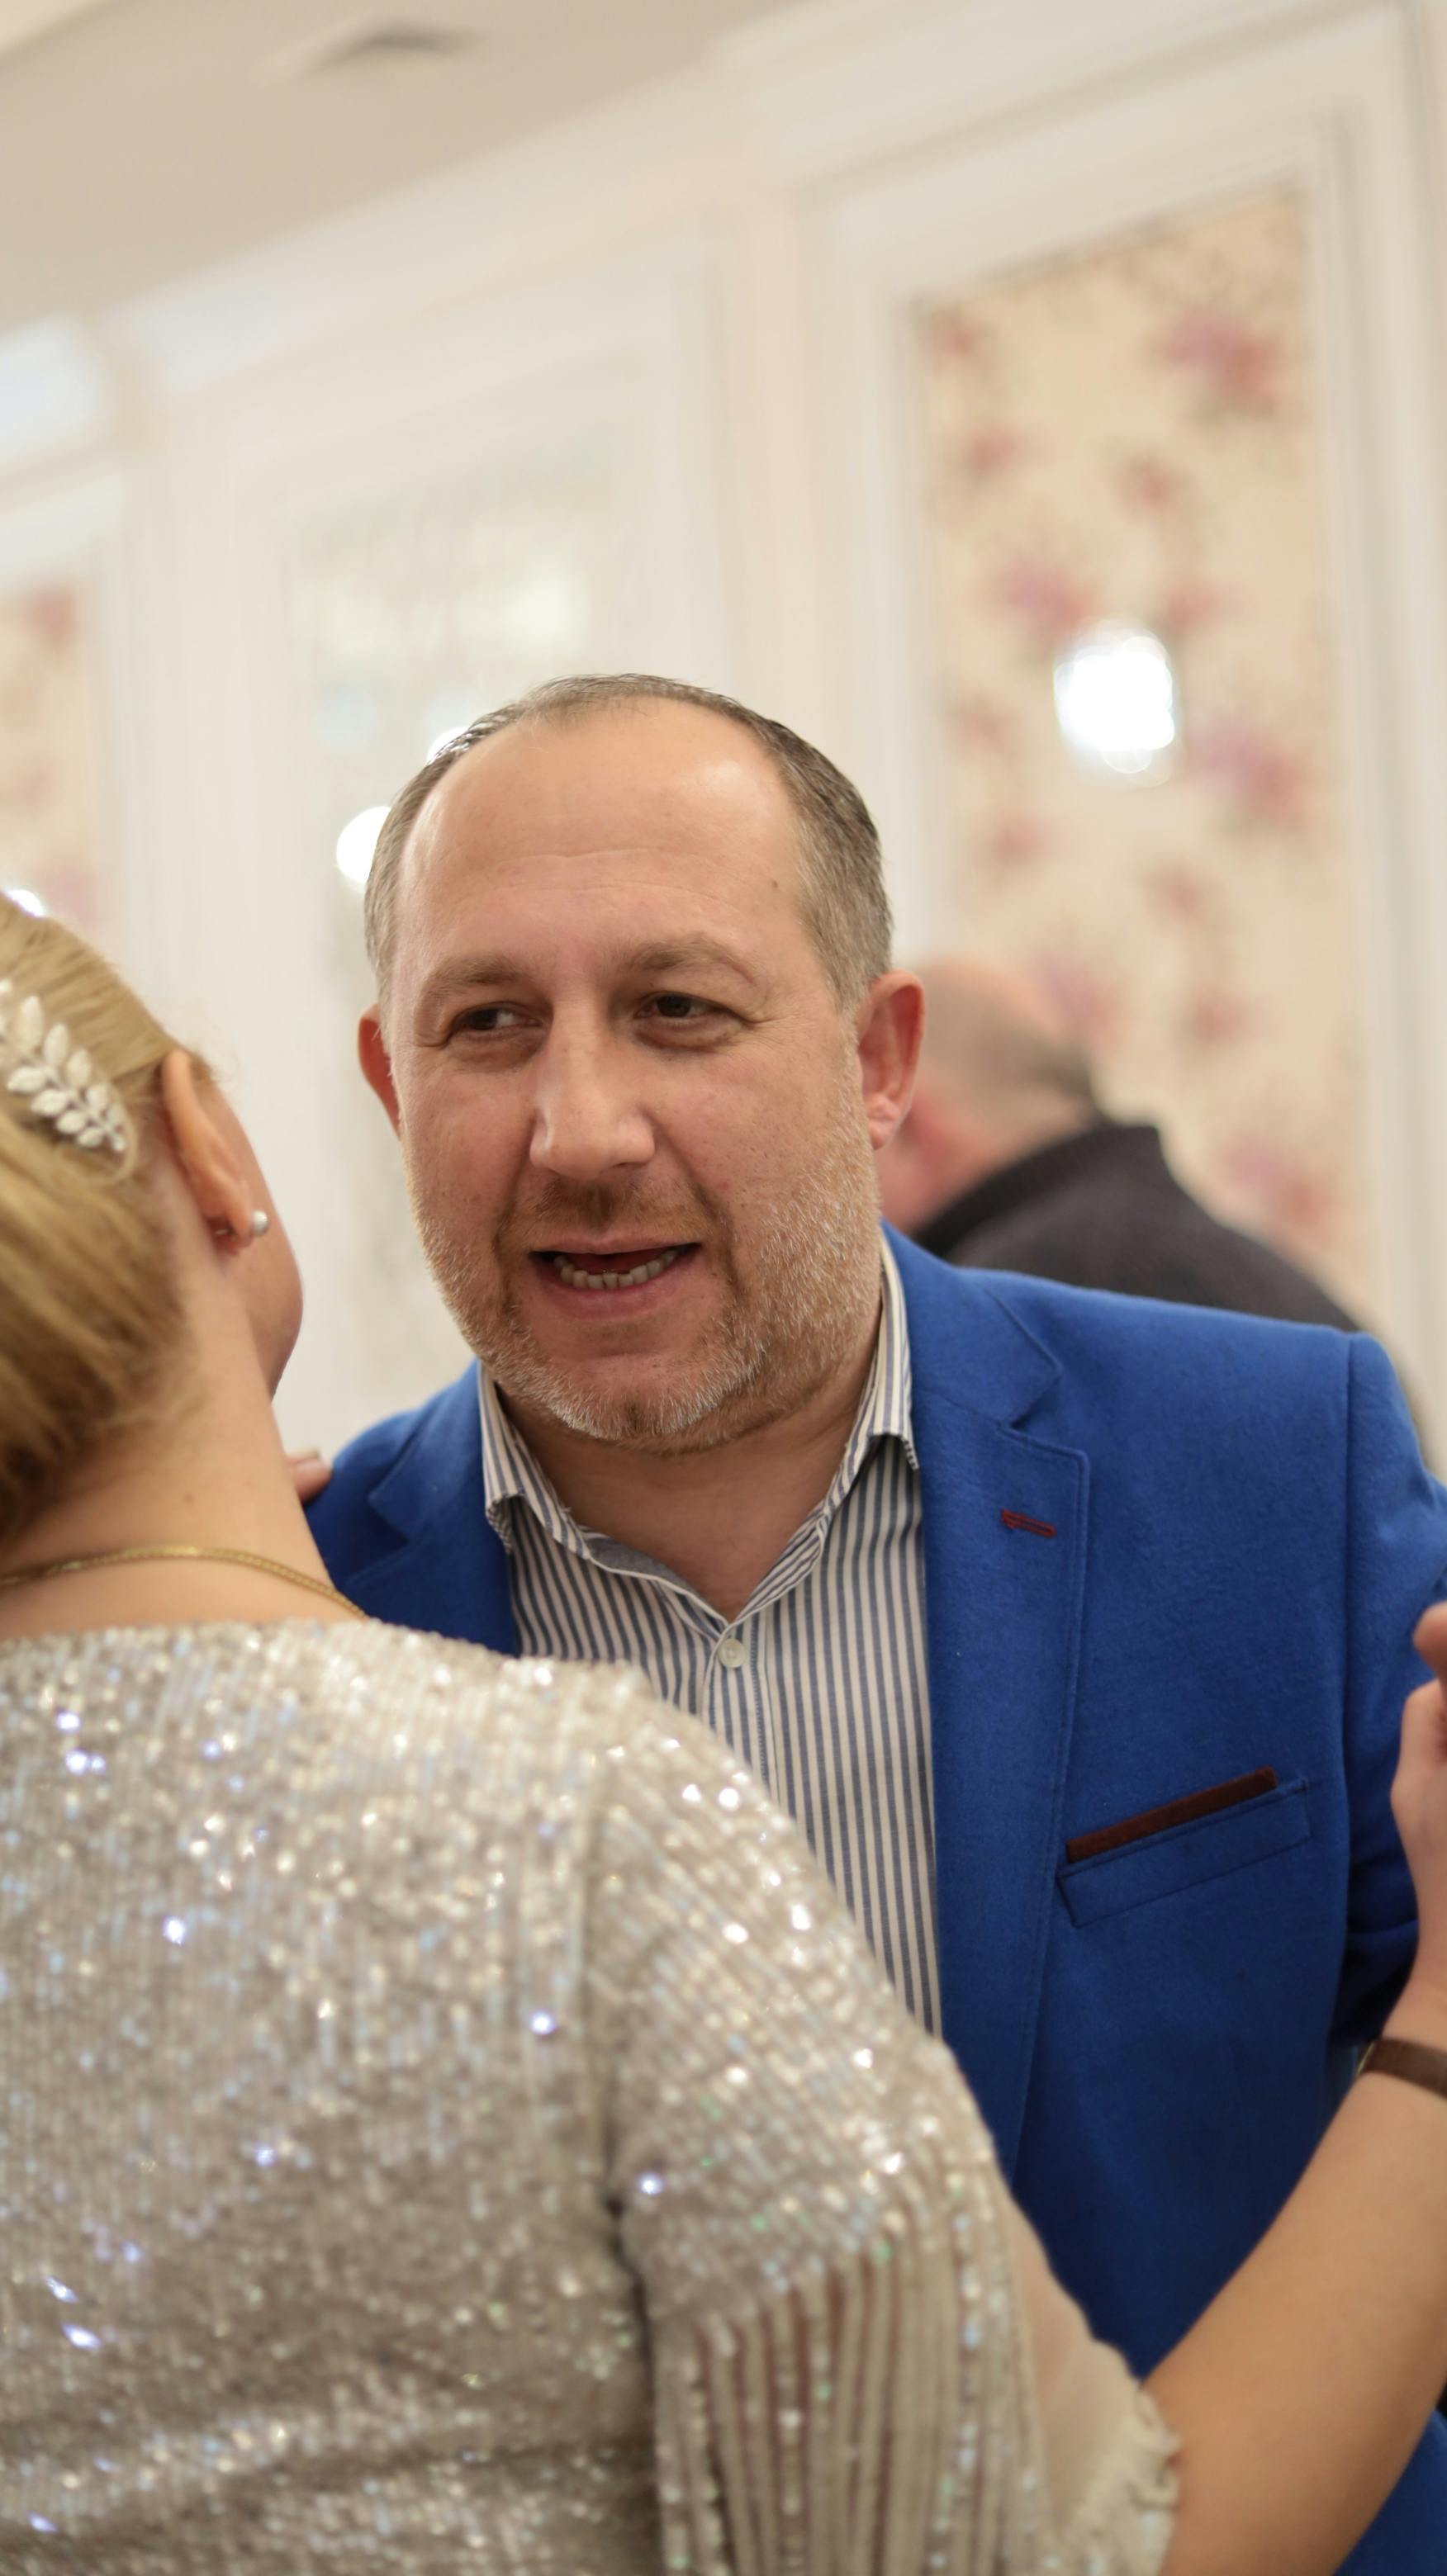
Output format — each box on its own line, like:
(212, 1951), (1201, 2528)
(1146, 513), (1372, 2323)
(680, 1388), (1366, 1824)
(311, 1230), (1447, 2568)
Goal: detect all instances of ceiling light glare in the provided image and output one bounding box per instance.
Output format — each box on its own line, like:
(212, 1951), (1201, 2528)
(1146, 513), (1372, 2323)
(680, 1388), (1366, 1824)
(4, 885), (49, 916)
(1053, 622), (1180, 783)
(334, 806), (388, 890)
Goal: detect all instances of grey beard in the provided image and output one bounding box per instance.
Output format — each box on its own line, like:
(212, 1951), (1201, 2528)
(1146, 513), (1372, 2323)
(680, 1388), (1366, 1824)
(480, 1314), (771, 1451)
(410, 1096), (882, 1457)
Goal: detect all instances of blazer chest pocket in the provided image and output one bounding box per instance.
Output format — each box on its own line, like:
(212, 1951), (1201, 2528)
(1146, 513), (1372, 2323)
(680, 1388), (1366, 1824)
(1057, 1777), (1312, 1929)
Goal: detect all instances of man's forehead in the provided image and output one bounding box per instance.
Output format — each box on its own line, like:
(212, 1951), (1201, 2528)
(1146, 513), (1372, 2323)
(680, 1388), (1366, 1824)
(411, 701), (792, 869)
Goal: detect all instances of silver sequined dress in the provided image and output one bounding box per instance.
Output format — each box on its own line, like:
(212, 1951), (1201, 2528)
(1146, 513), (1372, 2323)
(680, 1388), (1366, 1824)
(1, 1619), (1176, 2571)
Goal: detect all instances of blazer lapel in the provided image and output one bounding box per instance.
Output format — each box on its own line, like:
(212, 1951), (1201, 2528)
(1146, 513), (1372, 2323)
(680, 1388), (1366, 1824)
(349, 1367), (519, 1655)
(894, 1235), (1088, 2178)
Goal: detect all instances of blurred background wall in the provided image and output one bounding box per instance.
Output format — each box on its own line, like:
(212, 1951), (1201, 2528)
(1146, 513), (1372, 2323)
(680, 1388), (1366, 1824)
(5, 0), (1447, 1447)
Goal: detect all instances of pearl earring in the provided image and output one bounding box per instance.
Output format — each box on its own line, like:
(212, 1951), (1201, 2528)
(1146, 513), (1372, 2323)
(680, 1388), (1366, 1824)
(250, 1210), (270, 1240)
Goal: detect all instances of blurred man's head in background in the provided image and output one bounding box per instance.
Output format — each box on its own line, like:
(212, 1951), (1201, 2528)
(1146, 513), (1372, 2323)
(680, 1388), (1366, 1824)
(876, 956), (1098, 1238)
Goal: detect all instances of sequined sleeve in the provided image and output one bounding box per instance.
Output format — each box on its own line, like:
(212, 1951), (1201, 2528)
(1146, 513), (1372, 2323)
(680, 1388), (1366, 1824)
(587, 1709), (1179, 2574)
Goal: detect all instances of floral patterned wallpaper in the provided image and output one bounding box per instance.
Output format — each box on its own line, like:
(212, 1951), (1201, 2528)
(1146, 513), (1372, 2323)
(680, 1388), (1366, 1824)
(912, 188), (1376, 1316)
(0, 584), (105, 933)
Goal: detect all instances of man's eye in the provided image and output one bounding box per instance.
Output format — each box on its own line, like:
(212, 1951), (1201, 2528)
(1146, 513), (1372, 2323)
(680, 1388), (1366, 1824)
(646, 992), (714, 1023)
(448, 1004), (528, 1037)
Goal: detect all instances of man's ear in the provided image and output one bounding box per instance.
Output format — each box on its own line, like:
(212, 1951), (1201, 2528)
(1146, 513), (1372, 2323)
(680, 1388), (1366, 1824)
(358, 1008), (402, 1135)
(856, 972), (925, 1150)
(158, 1051), (253, 1243)
(895, 1079), (952, 1159)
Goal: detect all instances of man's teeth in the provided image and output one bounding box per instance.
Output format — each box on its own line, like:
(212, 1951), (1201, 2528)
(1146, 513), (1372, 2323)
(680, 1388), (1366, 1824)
(552, 1248), (686, 1290)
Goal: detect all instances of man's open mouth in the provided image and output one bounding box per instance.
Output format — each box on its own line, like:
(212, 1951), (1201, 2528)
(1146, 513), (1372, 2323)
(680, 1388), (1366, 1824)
(535, 1244), (695, 1292)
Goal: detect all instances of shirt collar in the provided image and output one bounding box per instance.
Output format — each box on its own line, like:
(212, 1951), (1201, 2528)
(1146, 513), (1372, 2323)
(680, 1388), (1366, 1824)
(479, 1367), (567, 1551)
(479, 1230), (917, 1551)
(831, 1232), (917, 1494)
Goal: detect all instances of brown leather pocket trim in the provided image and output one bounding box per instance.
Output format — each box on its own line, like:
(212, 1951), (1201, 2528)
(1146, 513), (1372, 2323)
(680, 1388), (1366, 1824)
(1065, 1766), (1279, 1865)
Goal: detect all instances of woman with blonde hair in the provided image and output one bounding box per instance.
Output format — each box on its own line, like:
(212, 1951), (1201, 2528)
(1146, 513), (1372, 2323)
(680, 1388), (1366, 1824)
(5, 888), (1447, 2575)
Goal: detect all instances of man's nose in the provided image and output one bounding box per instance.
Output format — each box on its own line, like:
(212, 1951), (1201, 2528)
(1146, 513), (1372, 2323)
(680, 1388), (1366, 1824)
(529, 1033), (654, 1181)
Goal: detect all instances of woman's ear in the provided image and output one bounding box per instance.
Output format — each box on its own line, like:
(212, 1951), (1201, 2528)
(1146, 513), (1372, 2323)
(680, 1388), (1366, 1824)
(157, 1050), (253, 1247)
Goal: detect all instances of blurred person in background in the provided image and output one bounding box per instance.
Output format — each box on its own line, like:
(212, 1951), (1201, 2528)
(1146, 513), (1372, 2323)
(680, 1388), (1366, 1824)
(877, 954), (1359, 1328)
(306, 674), (1447, 2575)
(13, 900), (1447, 2574)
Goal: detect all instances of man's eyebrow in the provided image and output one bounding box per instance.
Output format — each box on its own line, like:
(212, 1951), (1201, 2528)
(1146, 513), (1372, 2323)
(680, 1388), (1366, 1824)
(628, 940), (761, 988)
(414, 957), (528, 1020)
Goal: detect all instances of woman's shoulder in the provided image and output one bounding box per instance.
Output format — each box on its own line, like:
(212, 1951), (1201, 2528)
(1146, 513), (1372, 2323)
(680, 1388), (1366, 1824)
(0, 1614), (677, 1835)
(274, 1615), (672, 1794)
(335, 1615), (661, 1743)
(283, 1620), (767, 1906)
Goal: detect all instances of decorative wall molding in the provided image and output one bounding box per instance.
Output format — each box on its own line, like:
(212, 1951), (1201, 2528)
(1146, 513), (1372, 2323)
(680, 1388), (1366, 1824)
(0, 459), (118, 587)
(720, 0), (1367, 185)
(0, 318), (111, 471)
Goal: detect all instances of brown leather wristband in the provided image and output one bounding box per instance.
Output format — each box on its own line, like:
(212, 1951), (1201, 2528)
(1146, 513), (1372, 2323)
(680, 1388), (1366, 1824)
(1359, 2036), (1447, 2103)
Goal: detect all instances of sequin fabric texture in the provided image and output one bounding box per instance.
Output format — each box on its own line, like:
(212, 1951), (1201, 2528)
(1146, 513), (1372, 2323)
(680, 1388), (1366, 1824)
(1, 1621), (1176, 2571)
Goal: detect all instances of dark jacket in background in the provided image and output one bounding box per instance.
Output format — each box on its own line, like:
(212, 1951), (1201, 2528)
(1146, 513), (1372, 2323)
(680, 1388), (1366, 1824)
(916, 1119), (1360, 1332)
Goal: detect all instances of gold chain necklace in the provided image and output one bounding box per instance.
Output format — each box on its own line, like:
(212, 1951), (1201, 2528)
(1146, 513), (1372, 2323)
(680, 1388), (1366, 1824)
(0, 1544), (363, 1619)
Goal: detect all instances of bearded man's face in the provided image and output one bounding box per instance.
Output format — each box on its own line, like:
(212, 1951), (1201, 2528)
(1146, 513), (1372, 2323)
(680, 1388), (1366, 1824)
(362, 702), (902, 1456)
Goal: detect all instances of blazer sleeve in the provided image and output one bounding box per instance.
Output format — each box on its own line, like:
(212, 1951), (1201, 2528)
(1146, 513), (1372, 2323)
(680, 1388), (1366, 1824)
(1336, 1333), (1447, 2043)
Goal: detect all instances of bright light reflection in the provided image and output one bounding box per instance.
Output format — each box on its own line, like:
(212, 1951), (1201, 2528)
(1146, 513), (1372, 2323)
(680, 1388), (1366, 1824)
(334, 807), (388, 890)
(5, 886), (49, 916)
(1053, 623), (1179, 782)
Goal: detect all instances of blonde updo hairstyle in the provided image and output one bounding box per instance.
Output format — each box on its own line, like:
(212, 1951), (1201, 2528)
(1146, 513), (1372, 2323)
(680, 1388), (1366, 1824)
(0, 897), (202, 1552)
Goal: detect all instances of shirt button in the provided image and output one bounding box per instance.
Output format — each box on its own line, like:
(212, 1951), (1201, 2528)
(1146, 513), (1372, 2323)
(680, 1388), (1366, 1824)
(717, 1635), (746, 1669)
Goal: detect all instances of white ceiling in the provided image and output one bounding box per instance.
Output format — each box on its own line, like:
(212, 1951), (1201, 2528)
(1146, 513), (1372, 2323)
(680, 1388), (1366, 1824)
(0, 0), (804, 336)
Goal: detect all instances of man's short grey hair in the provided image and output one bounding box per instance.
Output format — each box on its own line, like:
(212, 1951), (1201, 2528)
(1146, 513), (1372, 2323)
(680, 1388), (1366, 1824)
(363, 674), (893, 1013)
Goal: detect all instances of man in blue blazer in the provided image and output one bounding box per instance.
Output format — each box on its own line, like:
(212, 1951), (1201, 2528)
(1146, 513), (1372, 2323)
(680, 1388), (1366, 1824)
(311, 673), (1447, 2567)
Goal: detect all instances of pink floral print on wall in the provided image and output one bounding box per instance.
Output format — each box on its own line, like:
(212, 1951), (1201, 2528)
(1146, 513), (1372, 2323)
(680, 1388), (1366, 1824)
(0, 584), (106, 935)
(912, 189), (1376, 1319)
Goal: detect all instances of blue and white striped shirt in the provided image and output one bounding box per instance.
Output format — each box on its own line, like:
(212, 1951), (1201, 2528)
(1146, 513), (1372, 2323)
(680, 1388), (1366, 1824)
(479, 1240), (940, 2029)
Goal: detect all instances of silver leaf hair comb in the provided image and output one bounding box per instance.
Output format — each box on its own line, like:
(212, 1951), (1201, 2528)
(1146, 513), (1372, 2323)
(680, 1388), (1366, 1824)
(0, 979), (130, 1156)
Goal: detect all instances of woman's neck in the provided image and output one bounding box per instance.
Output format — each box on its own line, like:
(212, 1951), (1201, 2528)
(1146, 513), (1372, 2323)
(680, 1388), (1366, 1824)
(0, 1350), (354, 1641)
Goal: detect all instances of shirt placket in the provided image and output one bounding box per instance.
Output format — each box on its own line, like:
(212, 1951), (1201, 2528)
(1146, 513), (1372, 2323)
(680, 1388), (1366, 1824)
(714, 1509), (837, 1809)
(704, 1612), (771, 1790)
